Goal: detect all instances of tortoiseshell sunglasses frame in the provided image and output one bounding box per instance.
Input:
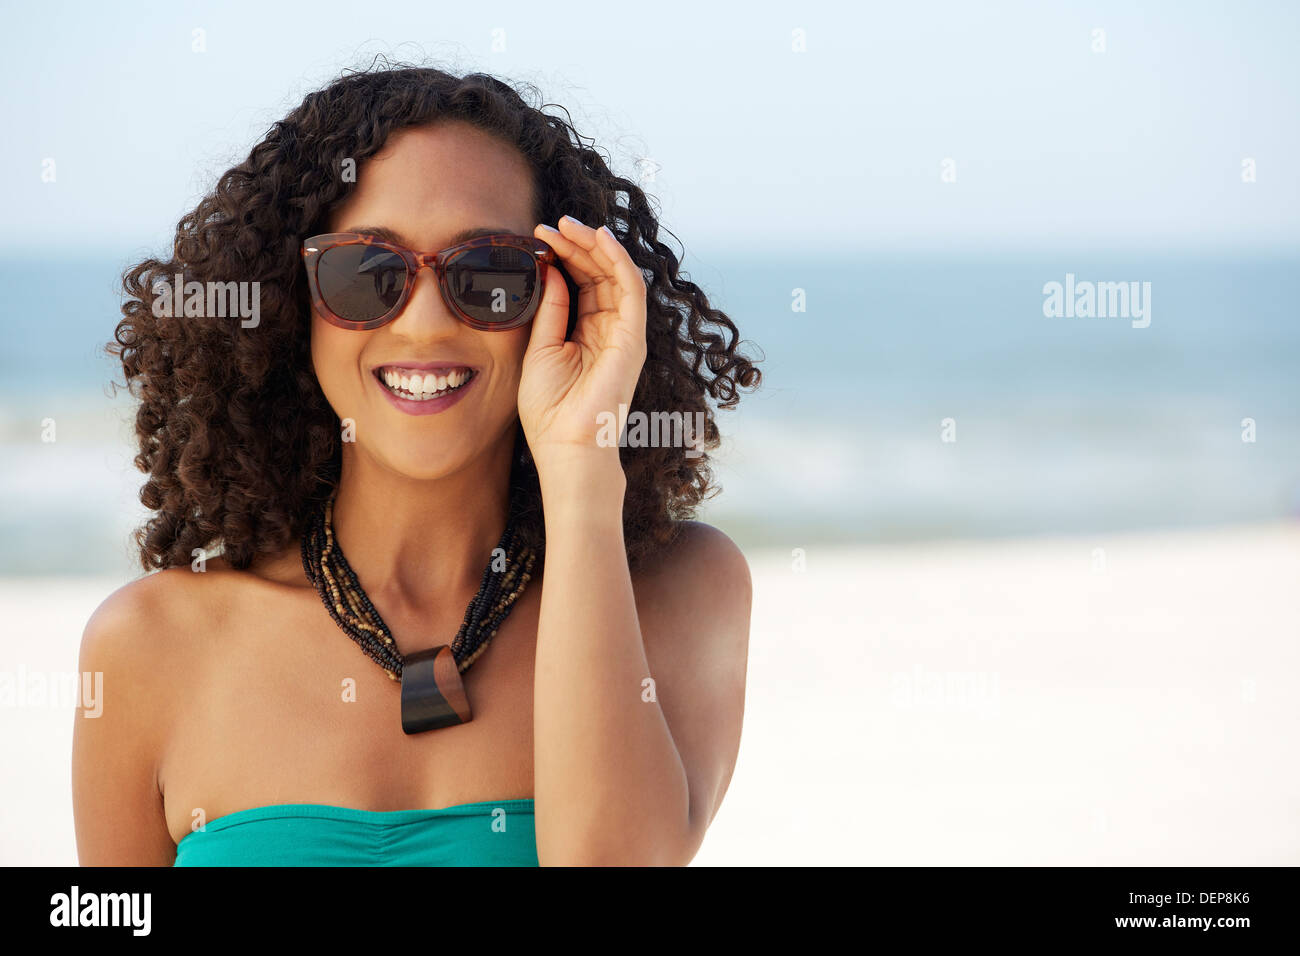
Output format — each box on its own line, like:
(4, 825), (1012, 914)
(302, 232), (556, 332)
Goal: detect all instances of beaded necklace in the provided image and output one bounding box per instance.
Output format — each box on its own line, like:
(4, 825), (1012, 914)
(300, 487), (537, 734)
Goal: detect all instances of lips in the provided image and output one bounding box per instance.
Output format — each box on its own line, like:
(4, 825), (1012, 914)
(370, 362), (479, 416)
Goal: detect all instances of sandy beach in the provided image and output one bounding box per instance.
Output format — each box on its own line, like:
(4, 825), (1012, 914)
(3, 520), (1297, 866)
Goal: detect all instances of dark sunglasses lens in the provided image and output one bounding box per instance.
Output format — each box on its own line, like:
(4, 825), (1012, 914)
(316, 244), (408, 322)
(446, 245), (539, 326)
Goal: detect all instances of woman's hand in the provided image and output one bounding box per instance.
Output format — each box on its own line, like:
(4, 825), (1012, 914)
(518, 216), (647, 478)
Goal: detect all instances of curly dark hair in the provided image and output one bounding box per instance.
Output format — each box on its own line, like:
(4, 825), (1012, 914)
(108, 61), (762, 575)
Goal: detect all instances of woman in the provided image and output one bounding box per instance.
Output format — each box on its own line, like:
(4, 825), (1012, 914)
(72, 64), (760, 866)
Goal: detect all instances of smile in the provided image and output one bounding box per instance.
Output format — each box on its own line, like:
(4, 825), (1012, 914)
(375, 366), (476, 401)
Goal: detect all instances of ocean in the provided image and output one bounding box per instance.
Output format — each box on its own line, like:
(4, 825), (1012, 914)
(1, 248), (1297, 575)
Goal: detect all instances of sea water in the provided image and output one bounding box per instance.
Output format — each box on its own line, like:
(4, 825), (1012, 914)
(0, 249), (1297, 574)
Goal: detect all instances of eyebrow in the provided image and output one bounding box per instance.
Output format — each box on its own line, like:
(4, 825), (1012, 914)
(342, 224), (520, 248)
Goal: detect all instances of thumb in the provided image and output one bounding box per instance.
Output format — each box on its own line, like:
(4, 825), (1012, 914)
(525, 262), (570, 356)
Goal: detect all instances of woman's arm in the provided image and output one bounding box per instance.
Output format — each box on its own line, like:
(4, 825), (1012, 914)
(532, 455), (751, 865)
(520, 216), (751, 865)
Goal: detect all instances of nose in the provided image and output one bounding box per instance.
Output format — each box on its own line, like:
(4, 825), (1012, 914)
(390, 263), (461, 337)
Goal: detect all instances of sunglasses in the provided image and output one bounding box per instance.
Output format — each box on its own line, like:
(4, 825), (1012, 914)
(302, 232), (556, 332)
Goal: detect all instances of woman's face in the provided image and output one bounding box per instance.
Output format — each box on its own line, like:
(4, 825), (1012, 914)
(310, 120), (540, 481)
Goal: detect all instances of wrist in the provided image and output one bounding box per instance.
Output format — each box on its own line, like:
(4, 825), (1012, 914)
(535, 447), (627, 517)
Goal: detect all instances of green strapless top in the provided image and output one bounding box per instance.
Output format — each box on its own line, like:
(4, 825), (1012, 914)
(173, 799), (538, 866)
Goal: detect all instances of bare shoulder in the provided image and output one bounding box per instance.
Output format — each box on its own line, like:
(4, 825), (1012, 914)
(76, 562), (243, 746)
(634, 520), (752, 616)
(80, 559), (236, 666)
(77, 550), (292, 702)
(632, 520), (752, 660)
(73, 566), (210, 864)
(72, 554), (282, 863)
(80, 568), (196, 674)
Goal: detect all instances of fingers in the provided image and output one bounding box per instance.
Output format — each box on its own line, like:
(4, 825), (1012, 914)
(534, 222), (603, 310)
(591, 224), (648, 323)
(536, 217), (636, 316)
(559, 216), (647, 310)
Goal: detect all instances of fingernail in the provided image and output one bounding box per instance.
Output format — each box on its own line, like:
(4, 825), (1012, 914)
(600, 225), (616, 240)
(539, 223), (560, 234)
(561, 215), (583, 226)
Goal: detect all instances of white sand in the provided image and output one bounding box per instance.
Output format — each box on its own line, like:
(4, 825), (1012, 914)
(3, 521), (1297, 866)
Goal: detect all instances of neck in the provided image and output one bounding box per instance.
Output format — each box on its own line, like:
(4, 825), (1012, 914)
(327, 431), (517, 618)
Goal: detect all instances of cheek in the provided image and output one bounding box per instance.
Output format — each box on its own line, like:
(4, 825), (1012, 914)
(310, 315), (367, 402)
(476, 327), (527, 388)
(475, 329), (530, 420)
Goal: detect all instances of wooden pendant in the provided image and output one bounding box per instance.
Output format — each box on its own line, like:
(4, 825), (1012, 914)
(400, 645), (472, 734)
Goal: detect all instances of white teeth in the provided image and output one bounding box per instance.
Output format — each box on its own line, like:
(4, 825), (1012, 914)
(378, 367), (474, 401)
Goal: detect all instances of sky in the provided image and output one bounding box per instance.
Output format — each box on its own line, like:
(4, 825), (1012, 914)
(1, 0), (1297, 257)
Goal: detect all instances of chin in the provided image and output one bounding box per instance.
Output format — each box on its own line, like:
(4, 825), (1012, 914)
(386, 452), (470, 481)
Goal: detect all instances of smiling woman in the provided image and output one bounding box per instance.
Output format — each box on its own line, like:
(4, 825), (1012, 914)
(72, 62), (762, 867)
